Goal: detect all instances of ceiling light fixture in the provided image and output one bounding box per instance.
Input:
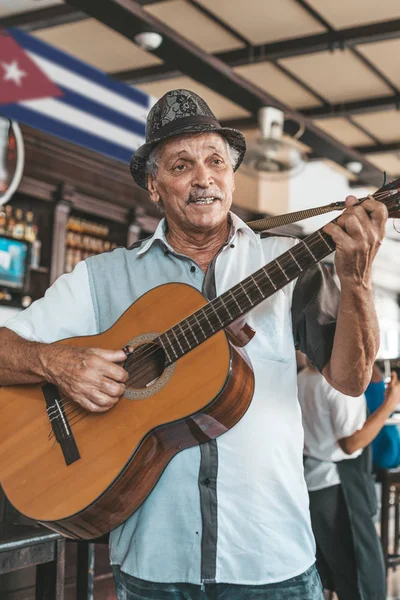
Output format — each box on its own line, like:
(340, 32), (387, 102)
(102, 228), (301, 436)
(134, 32), (163, 51)
(345, 160), (363, 175)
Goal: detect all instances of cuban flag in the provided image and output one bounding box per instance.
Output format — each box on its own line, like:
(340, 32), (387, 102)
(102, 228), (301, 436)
(0, 28), (151, 163)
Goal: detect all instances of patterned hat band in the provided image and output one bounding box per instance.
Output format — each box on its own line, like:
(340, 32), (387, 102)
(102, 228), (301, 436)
(152, 115), (221, 139)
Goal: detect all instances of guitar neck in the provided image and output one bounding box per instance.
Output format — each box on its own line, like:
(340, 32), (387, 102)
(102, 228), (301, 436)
(158, 227), (336, 366)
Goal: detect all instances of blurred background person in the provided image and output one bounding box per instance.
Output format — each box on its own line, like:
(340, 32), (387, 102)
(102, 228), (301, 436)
(365, 363), (400, 470)
(298, 359), (400, 600)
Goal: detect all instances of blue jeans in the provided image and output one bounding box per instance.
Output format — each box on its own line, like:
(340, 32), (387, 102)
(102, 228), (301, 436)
(112, 564), (324, 599)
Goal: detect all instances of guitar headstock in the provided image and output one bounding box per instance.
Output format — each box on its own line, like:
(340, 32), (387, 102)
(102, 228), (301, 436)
(372, 176), (400, 219)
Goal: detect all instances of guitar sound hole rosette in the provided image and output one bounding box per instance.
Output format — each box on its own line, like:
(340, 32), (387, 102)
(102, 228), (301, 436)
(122, 332), (175, 400)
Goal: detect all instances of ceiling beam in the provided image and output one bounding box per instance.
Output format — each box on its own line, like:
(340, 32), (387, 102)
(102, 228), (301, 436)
(111, 17), (400, 85)
(220, 94), (400, 129)
(0, 0), (163, 32)
(354, 142), (400, 155)
(0, 5), (87, 32)
(64, 0), (384, 186)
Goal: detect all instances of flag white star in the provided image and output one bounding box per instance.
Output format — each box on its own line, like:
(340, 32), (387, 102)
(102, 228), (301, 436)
(2, 61), (27, 86)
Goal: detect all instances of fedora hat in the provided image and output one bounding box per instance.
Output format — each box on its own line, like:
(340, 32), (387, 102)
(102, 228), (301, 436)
(130, 89), (246, 189)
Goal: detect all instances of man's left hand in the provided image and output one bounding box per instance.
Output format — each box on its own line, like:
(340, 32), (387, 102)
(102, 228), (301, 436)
(323, 195), (388, 287)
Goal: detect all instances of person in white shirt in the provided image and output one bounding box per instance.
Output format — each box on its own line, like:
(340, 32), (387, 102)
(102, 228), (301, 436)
(298, 361), (400, 600)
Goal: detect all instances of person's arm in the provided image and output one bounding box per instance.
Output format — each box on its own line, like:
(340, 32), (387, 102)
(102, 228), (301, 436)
(322, 195), (387, 396)
(0, 327), (128, 413)
(0, 262), (128, 413)
(339, 372), (400, 455)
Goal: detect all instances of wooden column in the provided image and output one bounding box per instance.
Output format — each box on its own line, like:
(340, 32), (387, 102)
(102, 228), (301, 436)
(50, 184), (74, 285)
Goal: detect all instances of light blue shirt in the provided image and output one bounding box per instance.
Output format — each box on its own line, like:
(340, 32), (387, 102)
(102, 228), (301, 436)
(6, 213), (319, 585)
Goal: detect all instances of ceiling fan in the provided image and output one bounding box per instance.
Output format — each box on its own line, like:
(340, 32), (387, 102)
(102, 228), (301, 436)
(241, 106), (307, 180)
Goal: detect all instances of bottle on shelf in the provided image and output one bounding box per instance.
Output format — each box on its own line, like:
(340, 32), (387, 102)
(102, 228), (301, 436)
(13, 208), (26, 240)
(25, 210), (37, 243)
(5, 205), (14, 237)
(0, 208), (5, 234)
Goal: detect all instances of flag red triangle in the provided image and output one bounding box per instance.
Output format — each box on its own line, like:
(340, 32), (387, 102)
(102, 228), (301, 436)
(0, 29), (63, 105)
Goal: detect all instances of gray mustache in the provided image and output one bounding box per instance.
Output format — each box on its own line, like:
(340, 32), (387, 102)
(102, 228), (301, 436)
(187, 193), (222, 204)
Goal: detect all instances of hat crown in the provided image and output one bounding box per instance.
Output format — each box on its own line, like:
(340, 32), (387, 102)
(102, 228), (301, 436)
(146, 89), (217, 141)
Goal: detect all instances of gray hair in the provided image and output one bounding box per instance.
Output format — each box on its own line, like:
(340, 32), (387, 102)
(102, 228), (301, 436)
(145, 135), (240, 180)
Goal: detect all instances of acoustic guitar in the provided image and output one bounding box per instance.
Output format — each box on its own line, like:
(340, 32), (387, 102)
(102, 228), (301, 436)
(0, 179), (399, 540)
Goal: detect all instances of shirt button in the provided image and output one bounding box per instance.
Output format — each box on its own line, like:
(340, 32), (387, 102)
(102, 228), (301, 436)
(204, 478), (211, 486)
(230, 243), (235, 248)
(190, 266), (196, 273)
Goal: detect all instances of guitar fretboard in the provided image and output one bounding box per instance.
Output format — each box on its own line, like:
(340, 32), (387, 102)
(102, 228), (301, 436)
(158, 227), (336, 366)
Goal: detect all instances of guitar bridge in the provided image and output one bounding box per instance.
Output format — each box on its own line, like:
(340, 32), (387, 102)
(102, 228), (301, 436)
(42, 383), (80, 466)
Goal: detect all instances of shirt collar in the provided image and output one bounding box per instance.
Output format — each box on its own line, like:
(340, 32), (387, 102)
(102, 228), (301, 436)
(136, 211), (258, 257)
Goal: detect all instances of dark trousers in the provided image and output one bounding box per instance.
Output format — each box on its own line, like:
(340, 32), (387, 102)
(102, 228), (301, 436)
(112, 564), (324, 599)
(309, 484), (376, 600)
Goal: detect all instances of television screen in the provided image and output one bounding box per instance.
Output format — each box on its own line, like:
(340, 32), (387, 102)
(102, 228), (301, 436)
(0, 236), (29, 290)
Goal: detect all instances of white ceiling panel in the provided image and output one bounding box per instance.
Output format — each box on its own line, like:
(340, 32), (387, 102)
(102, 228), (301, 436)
(195, 0), (325, 45)
(352, 111), (400, 143)
(313, 118), (375, 146)
(305, 0), (400, 29)
(280, 50), (393, 103)
(0, 0), (62, 18)
(33, 19), (162, 72)
(235, 63), (320, 108)
(145, 0), (244, 53)
(137, 77), (250, 120)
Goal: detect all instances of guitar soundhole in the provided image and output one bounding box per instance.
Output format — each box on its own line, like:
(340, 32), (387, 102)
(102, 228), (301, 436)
(126, 343), (166, 389)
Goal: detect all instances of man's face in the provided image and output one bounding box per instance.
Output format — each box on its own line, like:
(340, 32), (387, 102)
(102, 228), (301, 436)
(147, 132), (235, 234)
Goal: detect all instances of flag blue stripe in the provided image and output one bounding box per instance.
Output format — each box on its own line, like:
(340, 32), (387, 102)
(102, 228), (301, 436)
(56, 85), (146, 137)
(0, 104), (133, 164)
(8, 27), (150, 110)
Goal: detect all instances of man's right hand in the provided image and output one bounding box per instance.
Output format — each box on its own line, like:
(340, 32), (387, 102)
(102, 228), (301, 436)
(39, 345), (129, 413)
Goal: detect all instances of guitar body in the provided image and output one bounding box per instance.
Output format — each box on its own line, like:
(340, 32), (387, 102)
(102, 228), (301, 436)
(0, 283), (255, 540)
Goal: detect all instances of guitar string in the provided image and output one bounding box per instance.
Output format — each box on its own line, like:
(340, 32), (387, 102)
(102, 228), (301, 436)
(58, 224), (336, 420)
(55, 189), (400, 426)
(55, 189), (400, 429)
(55, 226), (337, 429)
(60, 185), (400, 416)
(50, 189), (400, 433)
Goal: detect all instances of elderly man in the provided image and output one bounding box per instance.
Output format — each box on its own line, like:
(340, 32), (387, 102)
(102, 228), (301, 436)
(0, 90), (387, 599)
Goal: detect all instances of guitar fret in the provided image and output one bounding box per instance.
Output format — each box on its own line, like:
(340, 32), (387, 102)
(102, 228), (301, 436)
(318, 230), (334, 252)
(218, 297), (233, 320)
(185, 318), (199, 344)
(303, 240), (317, 261)
(192, 312), (207, 339)
(276, 258), (289, 281)
(159, 335), (174, 363)
(263, 269), (277, 290)
(240, 283), (254, 306)
(201, 310), (218, 334)
(209, 303), (224, 326)
(251, 275), (265, 299)
(177, 322), (193, 351)
(228, 290), (242, 312)
(289, 250), (302, 271)
(170, 327), (185, 355)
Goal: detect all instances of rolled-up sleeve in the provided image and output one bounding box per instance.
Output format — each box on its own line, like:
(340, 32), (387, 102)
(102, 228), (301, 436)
(4, 261), (96, 343)
(291, 263), (340, 372)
